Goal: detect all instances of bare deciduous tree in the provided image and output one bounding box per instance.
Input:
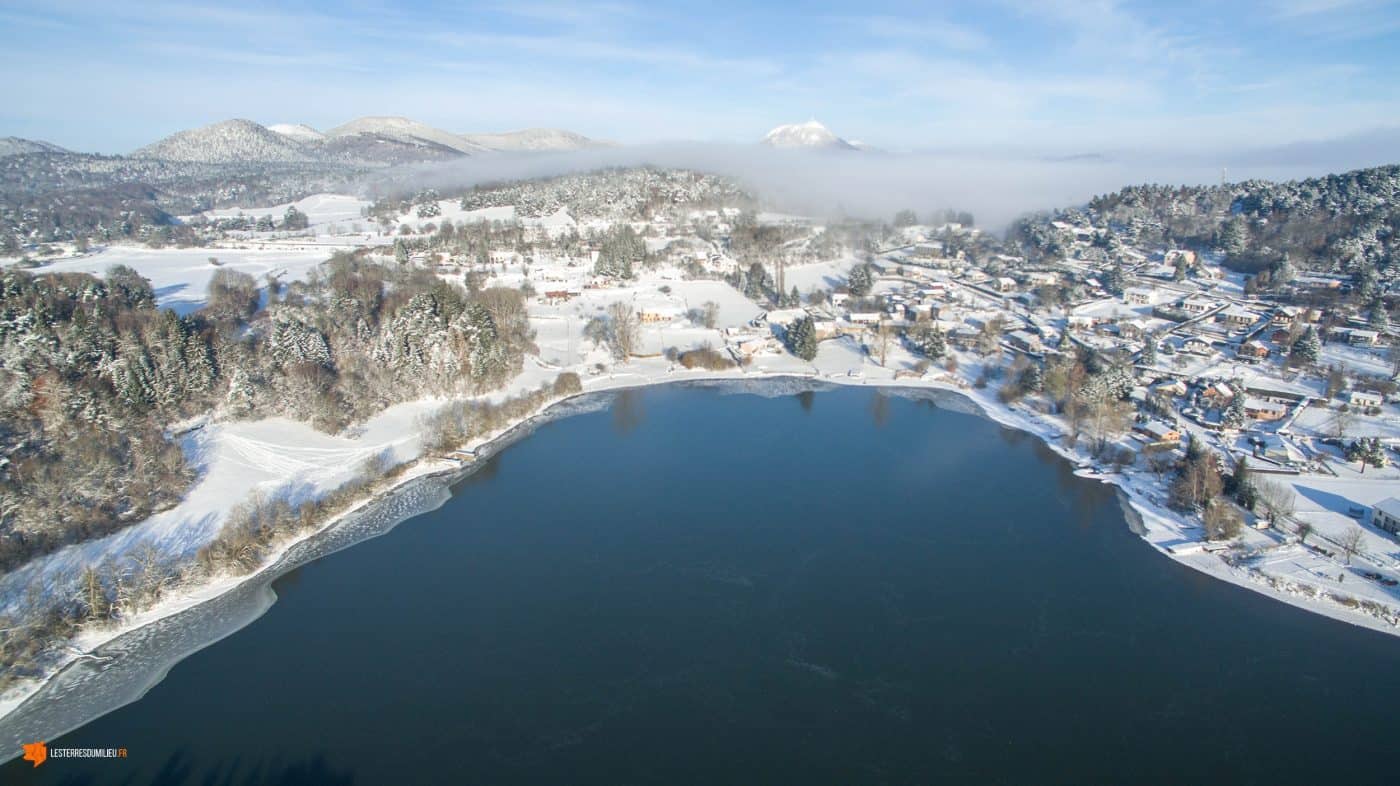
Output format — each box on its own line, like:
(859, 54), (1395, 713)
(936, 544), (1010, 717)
(607, 301), (639, 361)
(1339, 526), (1365, 565)
(1256, 479), (1296, 526)
(1203, 500), (1243, 541)
(1295, 521), (1313, 546)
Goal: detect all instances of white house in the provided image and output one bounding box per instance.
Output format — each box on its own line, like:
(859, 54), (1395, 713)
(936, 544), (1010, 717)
(1180, 296), (1216, 315)
(1372, 498), (1400, 535)
(1347, 329), (1380, 347)
(1349, 390), (1384, 409)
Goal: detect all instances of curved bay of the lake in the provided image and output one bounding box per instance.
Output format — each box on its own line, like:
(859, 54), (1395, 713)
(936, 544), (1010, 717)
(7, 384), (1398, 785)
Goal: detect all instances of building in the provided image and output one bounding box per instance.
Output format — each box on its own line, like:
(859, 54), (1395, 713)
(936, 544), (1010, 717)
(1348, 329), (1380, 347)
(1135, 421), (1181, 444)
(1182, 336), (1214, 355)
(636, 297), (687, 323)
(1219, 304), (1261, 329)
(1124, 287), (1153, 306)
(1006, 330), (1042, 353)
(1349, 390), (1384, 409)
(1237, 341), (1270, 360)
(994, 277), (1017, 292)
(1165, 249), (1198, 267)
(1243, 397), (1288, 421)
(1180, 296), (1216, 315)
(1373, 498), (1400, 535)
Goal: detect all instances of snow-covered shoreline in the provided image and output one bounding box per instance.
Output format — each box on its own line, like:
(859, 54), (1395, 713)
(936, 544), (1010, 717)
(2, 368), (1397, 754)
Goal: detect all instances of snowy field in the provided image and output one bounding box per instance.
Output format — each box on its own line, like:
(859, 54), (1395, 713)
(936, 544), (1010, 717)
(39, 245), (341, 314)
(784, 256), (861, 293)
(201, 194), (372, 231)
(1319, 342), (1395, 379)
(0, 398), (442, 615)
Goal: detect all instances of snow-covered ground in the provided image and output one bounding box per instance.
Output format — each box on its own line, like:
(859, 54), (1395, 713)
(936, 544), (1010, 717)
(201, 194), (371, 231)
(0, 398), (441, 614)
(1319, 342), (1394, 379)
(38, 245), (342, 314)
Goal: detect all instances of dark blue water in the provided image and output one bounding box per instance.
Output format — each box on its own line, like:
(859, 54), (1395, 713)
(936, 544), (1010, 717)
(7, 385), (1399, 785)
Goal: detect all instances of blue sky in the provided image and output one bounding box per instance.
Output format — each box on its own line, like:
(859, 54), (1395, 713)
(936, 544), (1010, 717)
(2, 0), (1399, 155)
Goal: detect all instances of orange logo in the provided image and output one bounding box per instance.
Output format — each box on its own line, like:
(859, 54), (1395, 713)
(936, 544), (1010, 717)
(22, 741), (46, 767)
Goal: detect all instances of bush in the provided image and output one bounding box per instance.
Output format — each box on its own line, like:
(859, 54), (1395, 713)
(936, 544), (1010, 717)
(678, 346), (735, 370)
(554, 372), (583, 396)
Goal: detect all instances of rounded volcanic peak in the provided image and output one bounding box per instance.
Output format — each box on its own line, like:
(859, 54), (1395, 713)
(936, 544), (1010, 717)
(267, 123), (325, 143)
(0, 136), (71, 156)
(326, 116), (486, 154)
(761, 119), (858, 151)
(132, 118), (313, 162)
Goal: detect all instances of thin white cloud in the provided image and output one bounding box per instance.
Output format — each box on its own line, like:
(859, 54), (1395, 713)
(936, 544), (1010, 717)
(857, 15), (991, 51)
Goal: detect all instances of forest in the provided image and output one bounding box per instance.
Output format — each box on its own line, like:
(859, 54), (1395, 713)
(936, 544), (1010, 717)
(0, 251), (532, 573)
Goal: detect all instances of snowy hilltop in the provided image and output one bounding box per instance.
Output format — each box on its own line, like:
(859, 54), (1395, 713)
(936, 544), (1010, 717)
(133, 119), (317, 163)
(0, 137), (69, 157)
(267, 123), (326, 143)
(760, 120), (860, 151)
(460, 128), (613, 152)
(324, 116), (493, 155)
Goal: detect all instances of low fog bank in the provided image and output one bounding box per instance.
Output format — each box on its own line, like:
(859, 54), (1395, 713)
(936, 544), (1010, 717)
(365, 134), (1400, 232)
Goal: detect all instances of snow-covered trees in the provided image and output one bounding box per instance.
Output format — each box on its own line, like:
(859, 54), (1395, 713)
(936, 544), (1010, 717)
(1291, 326), (1321, 365)
(282, 205), (309, 231)
(1169, 439), (1224, 513)
(846, 263), (874, 297)
(594, 225), (645, 279)
(1223, 389), (1248, 429)
(462, 302), (510, 389)
(414, 190), (442, 218)
(206, 268), (259, 322)
(785, 315), (818, 361)
(906, 322), (945, 359)
(268, 310), (333, 369)
(1345, 437), (1388, 473)
(1140, 334), (1157, 366)
(0, 252), (542, 572)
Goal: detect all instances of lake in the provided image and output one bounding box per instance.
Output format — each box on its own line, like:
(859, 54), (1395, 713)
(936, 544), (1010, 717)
(5, 383), (1399, 785)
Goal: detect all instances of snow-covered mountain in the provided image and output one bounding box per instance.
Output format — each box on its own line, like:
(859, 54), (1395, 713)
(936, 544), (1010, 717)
(760, 120), (859, 151)
(267, 123), (326, 143)
(460, 128), (609, 152)
(127, 117), (608, 165)
(0, 137), (71, 157)
(133, 119), (314, 163)
(326, 116), (491, 155)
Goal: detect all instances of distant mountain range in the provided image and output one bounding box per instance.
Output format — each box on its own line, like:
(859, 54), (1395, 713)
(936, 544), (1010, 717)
(4, 118), (866, 164)
(125, 116), (612, 165)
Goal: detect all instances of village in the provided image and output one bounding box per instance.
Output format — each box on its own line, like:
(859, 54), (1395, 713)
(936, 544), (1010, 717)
(15, 168), (1400, 636)
(365, 189), (1400, 629)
